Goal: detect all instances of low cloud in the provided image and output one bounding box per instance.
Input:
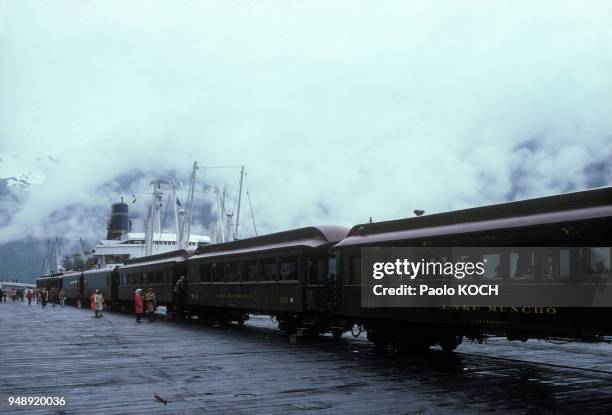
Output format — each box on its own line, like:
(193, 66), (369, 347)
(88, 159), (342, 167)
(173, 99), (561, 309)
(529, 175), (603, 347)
(1, 1), (611, 247)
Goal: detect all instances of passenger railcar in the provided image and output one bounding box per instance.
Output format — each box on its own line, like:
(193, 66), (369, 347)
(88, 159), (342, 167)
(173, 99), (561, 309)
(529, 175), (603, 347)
(59, 272), (82, 305)
(332, 187), (612, 351)
(117, 250), (192, 310)
(187, 226), (349, 332)
(83, 268), (119, 309)
(35, 273), (64, 302)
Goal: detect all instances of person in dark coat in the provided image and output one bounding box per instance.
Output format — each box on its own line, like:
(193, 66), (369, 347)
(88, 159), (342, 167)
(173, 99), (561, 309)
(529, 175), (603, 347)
(41, 289), (48, 308)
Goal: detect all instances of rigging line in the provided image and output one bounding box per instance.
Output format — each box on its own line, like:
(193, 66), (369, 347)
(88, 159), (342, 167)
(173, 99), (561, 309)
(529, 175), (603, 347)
(230, 172), (242, 230)
(245, 175), (257, 236)
(200, 165), (244, 169)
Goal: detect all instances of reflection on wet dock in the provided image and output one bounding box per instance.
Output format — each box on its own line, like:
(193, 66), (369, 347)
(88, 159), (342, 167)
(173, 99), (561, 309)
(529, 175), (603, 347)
(1, 301), (611, 414)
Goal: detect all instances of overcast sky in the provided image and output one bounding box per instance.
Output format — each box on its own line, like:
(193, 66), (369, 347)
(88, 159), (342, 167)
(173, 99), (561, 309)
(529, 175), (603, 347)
(1, 0), (611, 245)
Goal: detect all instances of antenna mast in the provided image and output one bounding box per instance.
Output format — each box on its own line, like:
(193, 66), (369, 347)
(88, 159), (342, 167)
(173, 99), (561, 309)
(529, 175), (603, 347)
(145, 180), (168, 256)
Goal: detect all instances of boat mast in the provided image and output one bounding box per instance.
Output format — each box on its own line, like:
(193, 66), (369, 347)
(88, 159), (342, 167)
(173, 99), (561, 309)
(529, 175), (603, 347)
(234, 165), (244, 240)
(42, 239), (51, 275)
(145, 180), (167, 256)
(184, 161), (198, 249)
(172, 184), (180, 249)
(55, 237), (62, 273)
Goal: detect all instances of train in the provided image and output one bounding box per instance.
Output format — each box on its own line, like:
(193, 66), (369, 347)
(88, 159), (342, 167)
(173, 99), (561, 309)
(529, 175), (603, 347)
(36, 187), (612, 352)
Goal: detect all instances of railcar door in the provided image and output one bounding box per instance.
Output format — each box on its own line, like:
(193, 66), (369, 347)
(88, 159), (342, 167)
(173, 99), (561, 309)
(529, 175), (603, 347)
(79, 273), (84, 303)
(111, 269), (119, 304)
(305, 250), (336, 311)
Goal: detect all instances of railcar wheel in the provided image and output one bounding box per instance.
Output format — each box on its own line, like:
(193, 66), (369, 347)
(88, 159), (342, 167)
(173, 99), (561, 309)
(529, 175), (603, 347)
(439, 334), (463, 352)
(278, 319), (298, 334)
(367, 329), (389, 350)
(332, 329), (343, 340)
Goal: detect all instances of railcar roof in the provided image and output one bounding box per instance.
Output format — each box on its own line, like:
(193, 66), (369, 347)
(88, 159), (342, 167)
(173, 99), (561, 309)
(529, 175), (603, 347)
(58, 271), (81, 278)
(122, 249), (193, 269)
(37, 272), (78, 280)
(82, 268), (116, 276)
(191, 225), (349, 260)
(333, 187), (612, 249)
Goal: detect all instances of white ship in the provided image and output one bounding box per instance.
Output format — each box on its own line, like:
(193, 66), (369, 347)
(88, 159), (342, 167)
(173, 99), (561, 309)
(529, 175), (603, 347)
(93, 232), (211, 267)
(93, 163), (211, 267)
(42, 163), (253, 273)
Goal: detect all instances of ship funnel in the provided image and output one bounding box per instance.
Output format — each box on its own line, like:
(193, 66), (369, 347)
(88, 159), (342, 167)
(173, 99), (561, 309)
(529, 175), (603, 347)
(106, 201), (129, 240)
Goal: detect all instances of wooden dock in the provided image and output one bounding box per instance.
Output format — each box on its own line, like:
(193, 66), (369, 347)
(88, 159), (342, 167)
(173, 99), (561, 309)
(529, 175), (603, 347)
(1, 300), (611, 414)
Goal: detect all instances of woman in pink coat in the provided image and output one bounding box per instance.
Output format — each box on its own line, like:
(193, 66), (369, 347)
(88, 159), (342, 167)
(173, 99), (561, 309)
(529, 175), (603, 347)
(134, 289), (144, 322)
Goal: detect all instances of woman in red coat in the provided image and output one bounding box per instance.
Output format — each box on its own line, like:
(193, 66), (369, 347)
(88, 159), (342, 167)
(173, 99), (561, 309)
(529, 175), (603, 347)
(134, 289), (144, 322)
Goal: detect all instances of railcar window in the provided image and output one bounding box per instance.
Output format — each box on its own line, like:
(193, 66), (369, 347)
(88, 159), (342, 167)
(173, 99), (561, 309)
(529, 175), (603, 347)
(212, 263), (223, 282)
(279, 258), (298, 281)
(199, 264), (211, 282)
(260, 259), (277, 281)
(244, 260), (257, 281)
(308, 257), (326, 284)
(559, 249), (570, 278)
(190, 266), (200, 283)
(224, 262), (240, 282)
(350, 256), (361, 285)
(328, 254), (337, 281)
(482, 254), (501, 279)
(510, 249), (535, 280)
(590, 248), (611, 274)
(542, 249), (554, 279)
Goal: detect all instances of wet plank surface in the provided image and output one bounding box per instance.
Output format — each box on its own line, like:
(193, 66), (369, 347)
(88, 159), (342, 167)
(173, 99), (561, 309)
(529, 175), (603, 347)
(1, 300), (611, 414)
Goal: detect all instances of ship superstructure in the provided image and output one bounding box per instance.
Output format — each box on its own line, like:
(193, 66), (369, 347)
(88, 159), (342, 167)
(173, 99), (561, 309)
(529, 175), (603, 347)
(93, 231), (210, 267)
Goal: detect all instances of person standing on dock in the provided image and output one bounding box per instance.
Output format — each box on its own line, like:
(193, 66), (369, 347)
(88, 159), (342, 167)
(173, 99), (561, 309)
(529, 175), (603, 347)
(134, 288), (144, 322)
(94, 290), (104, 318)
(41, 289), (48, 308)
(145, 288), (157, 322)
(59, 289), (65, 308)
(26, 290), (32, 305)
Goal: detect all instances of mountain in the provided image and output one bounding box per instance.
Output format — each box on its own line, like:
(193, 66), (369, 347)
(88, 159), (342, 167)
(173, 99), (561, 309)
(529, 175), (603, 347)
(0, 238), (45, 283)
